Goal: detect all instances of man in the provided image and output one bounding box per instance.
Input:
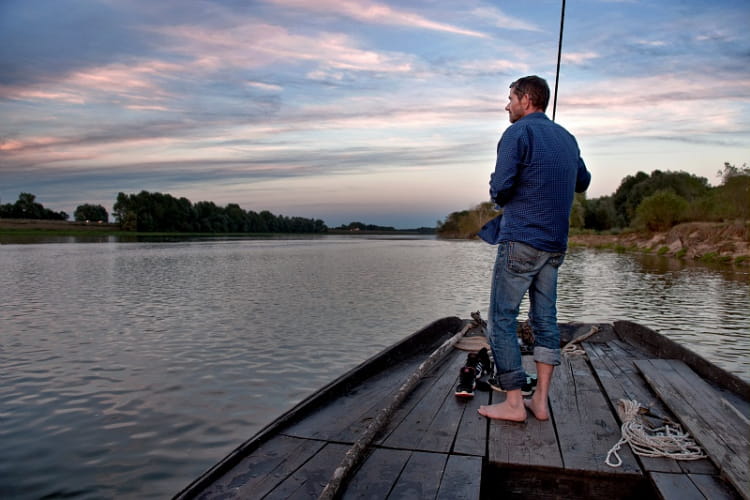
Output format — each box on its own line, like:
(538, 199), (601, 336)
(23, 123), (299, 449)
(478, 75), (591, 422)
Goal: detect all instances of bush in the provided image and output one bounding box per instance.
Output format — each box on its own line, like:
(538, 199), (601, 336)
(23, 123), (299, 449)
(632, 190), (689, 231)
(74, 204), (108, 222)
(437, 202), (500, 239)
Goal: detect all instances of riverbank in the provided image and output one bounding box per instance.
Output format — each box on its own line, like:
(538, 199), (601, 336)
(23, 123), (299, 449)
(0, 218), (120, 232)
(569, 221), (750, 266)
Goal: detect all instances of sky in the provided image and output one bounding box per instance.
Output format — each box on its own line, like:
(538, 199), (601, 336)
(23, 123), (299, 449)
(1, 0), (748, 228)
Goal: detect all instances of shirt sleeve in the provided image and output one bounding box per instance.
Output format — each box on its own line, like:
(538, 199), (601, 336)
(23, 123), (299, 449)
(575, 157), (591, 193)
(489, 126), (526, 206)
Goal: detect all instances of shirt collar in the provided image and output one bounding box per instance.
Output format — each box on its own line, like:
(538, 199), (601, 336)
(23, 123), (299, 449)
(520, 111), (549, 121)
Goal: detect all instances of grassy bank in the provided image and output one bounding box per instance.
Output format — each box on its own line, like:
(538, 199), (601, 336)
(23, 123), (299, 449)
(568, 221), (750, 266)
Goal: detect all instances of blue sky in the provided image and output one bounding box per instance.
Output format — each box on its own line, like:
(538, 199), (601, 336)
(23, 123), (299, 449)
(1, 0), (748, 228)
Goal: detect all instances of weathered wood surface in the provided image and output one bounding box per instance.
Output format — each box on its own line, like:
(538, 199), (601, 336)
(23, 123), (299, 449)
(549, 353), (641, 474)
(635, 359), (750, 499)
(176, 319), (749, 500)
(194, 435), (333, 499)
(615, 321), (750, 400)
(283, 357), (420, 442)
(378, 354), (485, 453)
(584, 340), (717, 475)
(488, 355), (561, 469)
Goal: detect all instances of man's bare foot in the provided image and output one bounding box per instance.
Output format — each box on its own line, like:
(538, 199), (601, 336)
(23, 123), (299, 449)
(524, 394), (549, 421)
(477, 401), (527, 422)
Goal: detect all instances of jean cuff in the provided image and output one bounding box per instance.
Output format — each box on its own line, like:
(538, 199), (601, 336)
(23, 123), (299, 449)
(534, 346), (561, 366)
(497, 369), (528, 391)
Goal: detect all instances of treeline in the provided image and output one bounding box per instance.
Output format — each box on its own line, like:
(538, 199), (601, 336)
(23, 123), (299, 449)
(0, 190), (327, 234)
(336, 221), (396, 231)
(113, 191), (327, 233)
(0, 193), (69, 221)
(334, 222), (436, 234)
(437, 162), (749, 238)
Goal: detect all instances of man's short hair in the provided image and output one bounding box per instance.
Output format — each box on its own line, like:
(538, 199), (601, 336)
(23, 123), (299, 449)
(510, 76), (550, 112)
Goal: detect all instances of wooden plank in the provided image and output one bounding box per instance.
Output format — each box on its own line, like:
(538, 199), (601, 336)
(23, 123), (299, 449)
(452, 379), (491, 457)
(340, 448), (412, 499)
(549, 354), (641, 474)
(635, 359), (750, 499)
(488, 355), (561, 469)
(586, 341), (683, 474)
(283, 356), (421, 442)
(262, 442), (350, 500)
(688, 473), (742, 500)
(615, 321), (750, 400)
(649, 472), (707, 500)
(587, 342), (718, 475)
(387, 451), (446, 499)
(379, 353), (467, 453)
(435, 455), (482, 500)
(196, 435), (327, 498)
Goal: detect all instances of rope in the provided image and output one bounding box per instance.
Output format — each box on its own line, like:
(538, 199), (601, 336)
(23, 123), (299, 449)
(562, 325), (599, 357)
(605, 399), (706, 467)
(317, 313), (482, 499)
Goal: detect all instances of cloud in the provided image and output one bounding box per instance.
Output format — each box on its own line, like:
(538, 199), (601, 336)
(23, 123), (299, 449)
(470, 6), (542, 32)
(262, 0), (488, 38)
(152, 20), (418, 80)
(562, 51), (599, 65)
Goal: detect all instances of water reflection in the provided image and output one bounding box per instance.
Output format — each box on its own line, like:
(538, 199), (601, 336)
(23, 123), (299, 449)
(0, 238), (747, 499)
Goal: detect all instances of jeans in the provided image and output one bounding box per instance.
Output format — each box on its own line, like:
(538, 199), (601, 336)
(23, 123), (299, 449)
(488, 241), (565, 390)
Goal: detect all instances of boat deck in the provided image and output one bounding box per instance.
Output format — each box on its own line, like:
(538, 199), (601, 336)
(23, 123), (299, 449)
(187, 321), (749, 499)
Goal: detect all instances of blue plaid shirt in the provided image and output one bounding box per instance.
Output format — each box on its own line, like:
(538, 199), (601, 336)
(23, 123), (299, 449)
(487, 112), (590, 253)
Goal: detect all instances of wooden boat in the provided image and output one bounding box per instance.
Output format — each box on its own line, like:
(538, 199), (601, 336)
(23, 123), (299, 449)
(174, 316), (749, 500)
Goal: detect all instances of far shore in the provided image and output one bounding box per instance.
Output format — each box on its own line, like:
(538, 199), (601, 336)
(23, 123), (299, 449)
(0, 218), (120, 232)
(2, 218), (747, 266)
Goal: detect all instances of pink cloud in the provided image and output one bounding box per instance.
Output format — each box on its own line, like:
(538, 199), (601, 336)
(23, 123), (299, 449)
(263, 0), (488, 38)
(155, 21), (416, 75)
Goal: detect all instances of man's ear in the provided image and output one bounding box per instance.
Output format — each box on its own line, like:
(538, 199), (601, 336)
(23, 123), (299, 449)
(521, 93), (531, 110)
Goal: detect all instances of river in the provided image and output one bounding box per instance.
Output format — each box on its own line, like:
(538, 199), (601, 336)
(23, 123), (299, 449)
(1, 235), (748, 499)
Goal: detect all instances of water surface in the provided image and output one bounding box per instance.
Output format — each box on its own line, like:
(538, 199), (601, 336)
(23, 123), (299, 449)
(1, 236), (748, 498)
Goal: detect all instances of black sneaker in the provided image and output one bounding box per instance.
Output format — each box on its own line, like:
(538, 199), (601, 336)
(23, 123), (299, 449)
(488, 373), (538, 396)
(455, 366), (477, 398)
(466, 348), (493, 380)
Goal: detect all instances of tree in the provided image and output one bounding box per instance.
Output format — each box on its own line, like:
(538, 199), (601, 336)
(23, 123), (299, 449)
(0, 192), (67, 220)
(583, 196), (617, 231)
(612, 170), (709, 227)
(713, 162), (749, 220)
(74, 204), (108, 222)
(113, 192), (137, 230)
(569, 193), (586, 230)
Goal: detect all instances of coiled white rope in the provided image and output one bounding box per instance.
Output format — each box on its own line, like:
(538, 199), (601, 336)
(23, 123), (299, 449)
(606, 399), (706, 467)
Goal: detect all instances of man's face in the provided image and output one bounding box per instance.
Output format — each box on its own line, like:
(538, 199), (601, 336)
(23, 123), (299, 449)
(505, 89), (526, 123)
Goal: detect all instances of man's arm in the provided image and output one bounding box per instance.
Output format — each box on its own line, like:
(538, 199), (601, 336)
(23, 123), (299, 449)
(575, 157), (591, 193)
(490, 130), (524, 205)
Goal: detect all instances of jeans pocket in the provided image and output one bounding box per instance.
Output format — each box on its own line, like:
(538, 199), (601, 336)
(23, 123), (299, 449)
(548, 253), (565, 269)
(506, 241), (541, 274)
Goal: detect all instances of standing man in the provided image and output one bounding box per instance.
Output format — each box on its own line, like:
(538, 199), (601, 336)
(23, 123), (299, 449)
(478, 75), (591, 422)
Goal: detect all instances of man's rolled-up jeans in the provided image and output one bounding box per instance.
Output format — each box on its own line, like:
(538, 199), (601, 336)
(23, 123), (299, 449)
(488, 241), (565, 391)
